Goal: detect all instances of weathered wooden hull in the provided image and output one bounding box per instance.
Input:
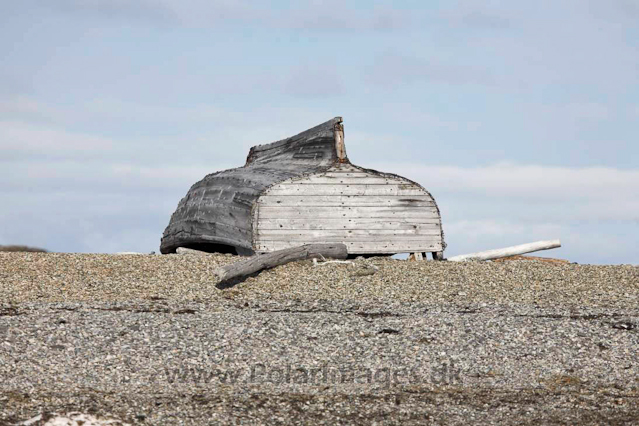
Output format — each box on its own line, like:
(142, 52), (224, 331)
(160, 117), (445, 256)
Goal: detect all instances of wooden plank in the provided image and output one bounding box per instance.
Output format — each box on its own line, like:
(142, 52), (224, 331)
(320, 172), (373, 178)
(257, 239), (441, 247)
(257, 218), (442, 230)
(257, 227), (441, 238)
(257, 206), (440, 219)
(258, 195), (435, 207)
(334, 121), (347, 161)
(408, 253), (424, 261)
(256, 218), (441, 229)
(291, 177), (403, 185)
(257, 241), (443, 253)
(266, 184), (425, 196)
(257, 229), (442, 237)
(257, 235), (441, 243)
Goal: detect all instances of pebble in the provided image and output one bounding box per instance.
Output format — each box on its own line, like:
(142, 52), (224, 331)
(0, 252), (637, 425)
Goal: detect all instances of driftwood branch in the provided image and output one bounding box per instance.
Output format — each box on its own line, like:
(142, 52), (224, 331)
(215, 243), (348, 282)
(447, 240), (561, 262)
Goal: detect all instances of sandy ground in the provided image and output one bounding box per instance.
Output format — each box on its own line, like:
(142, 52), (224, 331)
(0, 252), (638, 425)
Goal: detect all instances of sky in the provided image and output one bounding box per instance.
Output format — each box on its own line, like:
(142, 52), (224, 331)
(0, 0), (637, 264)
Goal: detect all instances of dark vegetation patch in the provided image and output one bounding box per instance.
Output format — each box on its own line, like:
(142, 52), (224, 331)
(0, 307), (22, 317)
(0, 245), (48, 253)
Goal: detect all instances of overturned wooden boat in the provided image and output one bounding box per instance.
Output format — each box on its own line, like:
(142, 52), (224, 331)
(161, 117), (446, 258)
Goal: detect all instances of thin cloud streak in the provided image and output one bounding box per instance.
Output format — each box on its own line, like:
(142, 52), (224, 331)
(367, 52), (495, 87)
(26, 0), (419, 31)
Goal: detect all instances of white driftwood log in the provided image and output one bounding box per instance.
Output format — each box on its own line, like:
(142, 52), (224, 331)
(447, 240), (561, 262)
(176, 247), (211, 255)
(214, 243), (348, 282)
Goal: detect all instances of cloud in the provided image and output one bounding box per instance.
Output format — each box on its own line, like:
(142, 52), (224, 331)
(28, 0), (415, 31)
(543, 102), (611, 122)
(457, 10), (510, 29)
(0, 96), (65, 124)
(0, 121), (115, 160)
(587, 0), (639, 21)
(0, 160), (216, 194)
(373, 162), (639, 205)
(615, 0), (639, 17)
(0, 71), (32, 97)
(355, 107), (483, 132)
(34, 0), (178, 23)
(282, 3), (412, 31)
(440, 1), (512, 30)
(367, 52), (495, 88)
(284, 66), (345, 98)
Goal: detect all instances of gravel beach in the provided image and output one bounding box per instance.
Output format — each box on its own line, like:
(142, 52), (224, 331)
(1, 252), (638, 425)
